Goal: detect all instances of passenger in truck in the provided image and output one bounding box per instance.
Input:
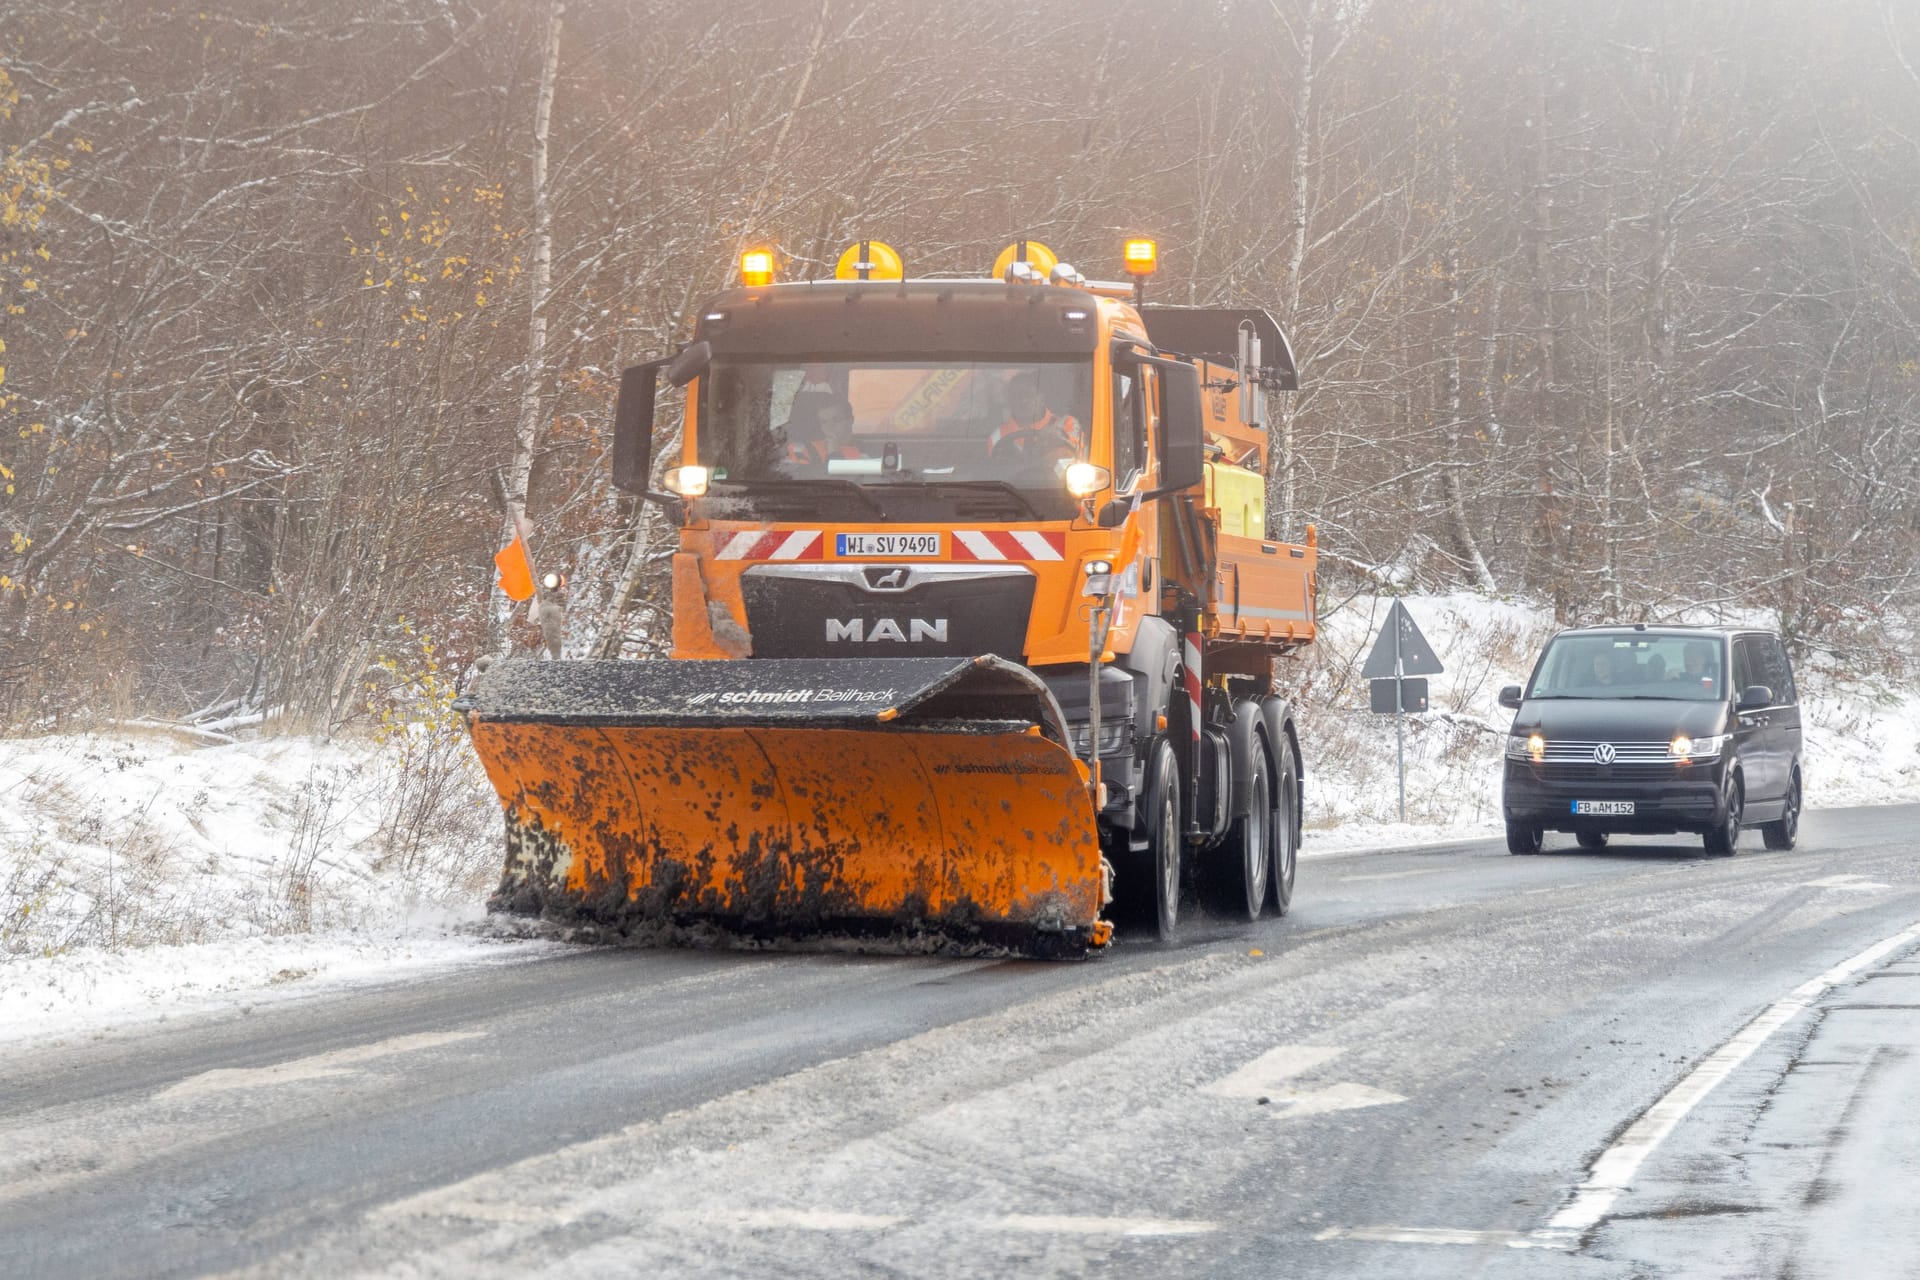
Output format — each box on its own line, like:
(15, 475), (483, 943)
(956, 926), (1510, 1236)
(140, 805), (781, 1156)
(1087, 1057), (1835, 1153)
(987, 372), (1082, 464)
(785, 397), (863, 466)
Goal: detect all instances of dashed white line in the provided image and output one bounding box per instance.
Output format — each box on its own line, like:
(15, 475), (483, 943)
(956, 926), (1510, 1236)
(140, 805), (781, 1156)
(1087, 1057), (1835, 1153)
(157, 1031), (483, 1100)
(1317, 1225), (1524, 1246)
(1200, 1044), (1344, 1098)
(657, 1209), (904, 1232)
(996, 1215), (1217, 1237)
(1802, 874), (1891, 892)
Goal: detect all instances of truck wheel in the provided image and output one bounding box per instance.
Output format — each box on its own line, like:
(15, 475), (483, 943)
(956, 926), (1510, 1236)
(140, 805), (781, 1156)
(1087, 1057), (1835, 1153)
(1142, 736), (1183, 941)
(1268, 734), (1299, 917)
(1209, 733), (1273, 921)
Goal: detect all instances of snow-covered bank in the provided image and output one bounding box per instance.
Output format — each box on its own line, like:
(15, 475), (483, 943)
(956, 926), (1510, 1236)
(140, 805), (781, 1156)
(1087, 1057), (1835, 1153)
(0, 925), (557, 1046)
(0, 726), (560, 1041)
(4, 592), (1917, 1043)
(1296, 591), (1920, 845)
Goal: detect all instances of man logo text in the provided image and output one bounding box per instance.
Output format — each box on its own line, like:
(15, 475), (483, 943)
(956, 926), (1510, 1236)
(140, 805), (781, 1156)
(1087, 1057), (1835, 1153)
(825, 618), (948, 643)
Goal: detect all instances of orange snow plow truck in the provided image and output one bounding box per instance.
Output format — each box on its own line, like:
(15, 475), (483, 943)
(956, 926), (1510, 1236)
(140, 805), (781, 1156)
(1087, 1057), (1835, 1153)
(461, 238), (1318, 955)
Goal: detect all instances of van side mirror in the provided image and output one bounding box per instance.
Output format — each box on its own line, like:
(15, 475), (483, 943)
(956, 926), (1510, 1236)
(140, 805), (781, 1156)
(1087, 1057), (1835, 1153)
(1737, 684), (1773, 710)
(1498, 685), (1523, 711)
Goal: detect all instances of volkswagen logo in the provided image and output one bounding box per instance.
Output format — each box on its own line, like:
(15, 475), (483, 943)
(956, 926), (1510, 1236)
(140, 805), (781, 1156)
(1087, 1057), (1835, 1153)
(1593, 743), (1617, 765)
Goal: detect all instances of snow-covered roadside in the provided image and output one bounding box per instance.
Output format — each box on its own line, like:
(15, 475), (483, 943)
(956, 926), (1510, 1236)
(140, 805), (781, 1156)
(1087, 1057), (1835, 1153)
(3, 593), (1916, 1045)
(0, 923), (559, 1047)
(1296, 591), (1920, 850)
(0, 726), (562, 1044)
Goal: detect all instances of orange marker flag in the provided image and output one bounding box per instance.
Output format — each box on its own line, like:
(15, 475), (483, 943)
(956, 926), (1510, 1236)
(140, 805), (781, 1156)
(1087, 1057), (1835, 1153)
(493, 534), (536, 602)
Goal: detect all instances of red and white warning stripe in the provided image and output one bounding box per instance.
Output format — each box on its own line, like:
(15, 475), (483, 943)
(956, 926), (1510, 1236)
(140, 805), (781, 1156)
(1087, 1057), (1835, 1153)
(713, 530), (823, 561)
(1182, 631), (1204, 744)
(952, 530), (1066, 561)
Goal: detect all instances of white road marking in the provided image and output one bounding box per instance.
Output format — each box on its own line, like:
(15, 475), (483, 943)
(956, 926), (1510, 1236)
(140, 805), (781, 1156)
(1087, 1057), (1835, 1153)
(1317, 1225), (1525, 1246)
(657, 1209), (904, 1232)
(1201, 1044), (1345, 1097)
(1201, 1044), (1406, 1120)
(1338, 868), (1449, 883)
(646, 1210), (1214, 1237)
(1518, 916), (1920, 1250)
(1271, 1081), (1408, 1118)
(1803, 874), (1891, 891)
(996, 1214), (1216, 1236)
(156, 1031), (482, 1101)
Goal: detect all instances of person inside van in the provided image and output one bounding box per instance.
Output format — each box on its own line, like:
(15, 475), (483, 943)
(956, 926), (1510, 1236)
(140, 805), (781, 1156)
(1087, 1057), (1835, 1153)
(1676, 641), (1717, 690)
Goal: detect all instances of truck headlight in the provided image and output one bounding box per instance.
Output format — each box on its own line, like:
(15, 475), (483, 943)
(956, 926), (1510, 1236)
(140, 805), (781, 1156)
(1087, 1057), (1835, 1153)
(663, 465), (709, 497)
(1064, 462), (1109, 498)
(1071, 720), (1133, 756)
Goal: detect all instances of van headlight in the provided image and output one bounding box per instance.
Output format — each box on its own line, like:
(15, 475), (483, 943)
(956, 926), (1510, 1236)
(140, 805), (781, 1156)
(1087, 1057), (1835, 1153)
(1506, 733), (1545, 762)
(1669, 733), (1728, 760)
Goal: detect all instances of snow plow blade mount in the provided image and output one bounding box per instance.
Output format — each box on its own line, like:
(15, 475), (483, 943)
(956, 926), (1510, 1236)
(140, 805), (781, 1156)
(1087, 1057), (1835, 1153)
(462, 656), (1107, 955)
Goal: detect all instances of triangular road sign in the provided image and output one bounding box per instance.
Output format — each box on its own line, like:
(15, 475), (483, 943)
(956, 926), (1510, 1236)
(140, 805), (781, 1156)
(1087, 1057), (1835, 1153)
(1360, 600), (1444, 679)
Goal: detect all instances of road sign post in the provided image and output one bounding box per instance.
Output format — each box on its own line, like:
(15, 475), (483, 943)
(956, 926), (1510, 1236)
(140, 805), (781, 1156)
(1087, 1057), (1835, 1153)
(1360, 601), (1443, 823)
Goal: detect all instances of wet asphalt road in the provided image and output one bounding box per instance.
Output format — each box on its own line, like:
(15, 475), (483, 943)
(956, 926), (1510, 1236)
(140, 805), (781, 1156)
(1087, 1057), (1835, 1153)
(3, 804), (1918, 1279)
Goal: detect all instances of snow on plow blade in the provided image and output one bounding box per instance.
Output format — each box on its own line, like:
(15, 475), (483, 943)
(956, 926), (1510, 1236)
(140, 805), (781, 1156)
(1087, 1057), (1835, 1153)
(461, 656), (1107, 955)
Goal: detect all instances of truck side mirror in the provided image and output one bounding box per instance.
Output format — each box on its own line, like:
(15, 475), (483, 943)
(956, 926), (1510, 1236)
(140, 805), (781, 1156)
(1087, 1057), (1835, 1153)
(1498, 685), (1523, 710)
(612, 345), (708, 496)
(1156, 359), (1205, 494)
(610, 361), (661, 494)
(664, 340), (710, 388)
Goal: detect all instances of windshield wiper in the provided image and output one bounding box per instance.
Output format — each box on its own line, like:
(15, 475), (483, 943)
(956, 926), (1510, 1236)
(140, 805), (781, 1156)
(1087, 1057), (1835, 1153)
(709, 477), (887, 517)
(868, 478), (1042, 520)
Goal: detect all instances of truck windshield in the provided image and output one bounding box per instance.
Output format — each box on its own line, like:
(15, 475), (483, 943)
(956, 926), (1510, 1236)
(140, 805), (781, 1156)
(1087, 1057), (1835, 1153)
(696, 358), (1094, 521)
(1529, 635), (1724, 701)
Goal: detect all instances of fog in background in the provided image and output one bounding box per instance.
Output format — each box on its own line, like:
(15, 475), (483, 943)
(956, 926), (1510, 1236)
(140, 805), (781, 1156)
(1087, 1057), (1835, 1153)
(2, 0), (1916, 728)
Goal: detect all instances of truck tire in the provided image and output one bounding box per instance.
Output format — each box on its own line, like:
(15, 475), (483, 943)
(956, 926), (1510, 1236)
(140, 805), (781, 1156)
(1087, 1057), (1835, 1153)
(1115, 736), (1183, 942)
(1268, 733), (1299, 917)
(1209, 732), (1273, 921)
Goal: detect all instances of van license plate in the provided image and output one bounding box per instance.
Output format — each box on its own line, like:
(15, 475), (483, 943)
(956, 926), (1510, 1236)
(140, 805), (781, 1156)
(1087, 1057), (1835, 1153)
(1572, 800), (1634, 815)
(837, 533), (941, 558)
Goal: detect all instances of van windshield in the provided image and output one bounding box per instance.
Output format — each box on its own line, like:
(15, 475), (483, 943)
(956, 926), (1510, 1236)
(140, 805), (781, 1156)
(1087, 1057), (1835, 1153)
(1529, 635), (1723, 701)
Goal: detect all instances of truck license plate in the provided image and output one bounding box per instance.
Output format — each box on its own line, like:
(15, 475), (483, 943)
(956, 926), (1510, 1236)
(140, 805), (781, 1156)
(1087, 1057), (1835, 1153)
(1572, 800), (1635, 815)
(837, 533), (941, 558)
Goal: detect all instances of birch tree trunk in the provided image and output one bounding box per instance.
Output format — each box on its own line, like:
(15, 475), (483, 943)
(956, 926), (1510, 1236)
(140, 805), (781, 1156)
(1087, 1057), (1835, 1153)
(491, 0), (565, 655)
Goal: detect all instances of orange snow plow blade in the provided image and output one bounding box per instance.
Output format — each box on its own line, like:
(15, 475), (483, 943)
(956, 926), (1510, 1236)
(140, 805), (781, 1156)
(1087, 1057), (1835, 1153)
(460, 656), (1108, 956)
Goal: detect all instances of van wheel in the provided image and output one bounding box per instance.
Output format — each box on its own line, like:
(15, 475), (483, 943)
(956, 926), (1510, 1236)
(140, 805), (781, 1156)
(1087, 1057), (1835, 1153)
(1761, 771), (1800, 851)
(1705, 776), (1742, 857)
(1576, 831), (1608, 850)
(1210, 733), (1272, 921)
(1506, 821), (1544, 855)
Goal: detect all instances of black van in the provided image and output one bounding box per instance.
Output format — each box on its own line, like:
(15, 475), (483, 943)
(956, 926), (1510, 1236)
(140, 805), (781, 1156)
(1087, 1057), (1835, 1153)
(1498, 626), (1803, 857)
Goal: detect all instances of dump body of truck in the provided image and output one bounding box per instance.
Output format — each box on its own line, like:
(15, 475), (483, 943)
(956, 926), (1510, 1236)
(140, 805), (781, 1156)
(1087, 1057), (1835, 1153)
(465, 245), (1317, 953)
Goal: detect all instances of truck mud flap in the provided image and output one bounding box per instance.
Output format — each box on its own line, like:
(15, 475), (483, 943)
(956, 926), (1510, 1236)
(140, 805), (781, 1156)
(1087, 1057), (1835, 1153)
(461, 656), (1108, 955)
